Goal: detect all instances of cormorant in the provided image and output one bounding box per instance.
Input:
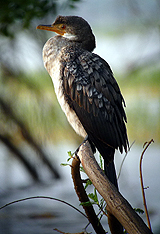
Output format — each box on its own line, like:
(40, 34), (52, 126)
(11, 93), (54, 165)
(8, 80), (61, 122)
(37, 15), (129, 189)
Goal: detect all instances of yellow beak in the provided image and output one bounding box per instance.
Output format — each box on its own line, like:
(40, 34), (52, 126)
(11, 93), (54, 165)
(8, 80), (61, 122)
(36, 24), (65, 35)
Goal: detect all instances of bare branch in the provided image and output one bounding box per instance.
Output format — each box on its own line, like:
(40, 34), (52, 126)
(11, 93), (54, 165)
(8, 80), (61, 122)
(54, 228), (85, 234)
(139, 139), (154, 231)
(0, 196), (87, 218)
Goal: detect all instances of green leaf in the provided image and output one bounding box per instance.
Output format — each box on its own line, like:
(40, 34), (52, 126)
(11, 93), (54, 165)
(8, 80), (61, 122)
(88, 190), (98, 204)
(99, 198), (106, 210)
(80, 166), (85, 173)
(79, 201), (92, 207)
(84, 179), (92, 189)
(67, 151), (72, 157)
(134, 208), (144, 214)
(67, 151), (74, 161)
(99, 154), (103, 169)
(60, 163), (71, 167)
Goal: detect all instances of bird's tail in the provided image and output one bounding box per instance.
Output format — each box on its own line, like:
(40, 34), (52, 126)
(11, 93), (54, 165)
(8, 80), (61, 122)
(88, 136), (119, 189)
(103, 149), (124, 233)
(104, 160), (118, 190)
(88, 138), (123, 232)
(94, 141), (118, 189)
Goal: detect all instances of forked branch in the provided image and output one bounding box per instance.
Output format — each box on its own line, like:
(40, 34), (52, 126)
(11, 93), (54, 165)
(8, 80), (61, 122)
(77, 140), (153, 234)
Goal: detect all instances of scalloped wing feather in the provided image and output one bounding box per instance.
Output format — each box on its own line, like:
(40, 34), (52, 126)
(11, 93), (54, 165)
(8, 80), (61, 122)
(62, 51), (128, 159)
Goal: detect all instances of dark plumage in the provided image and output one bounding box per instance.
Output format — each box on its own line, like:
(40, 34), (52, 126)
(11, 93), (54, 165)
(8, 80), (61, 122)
(37, 15), (129, 189)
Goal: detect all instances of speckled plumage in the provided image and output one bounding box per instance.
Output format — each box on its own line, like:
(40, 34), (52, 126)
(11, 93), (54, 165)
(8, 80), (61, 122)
(41, 15), (129, 189)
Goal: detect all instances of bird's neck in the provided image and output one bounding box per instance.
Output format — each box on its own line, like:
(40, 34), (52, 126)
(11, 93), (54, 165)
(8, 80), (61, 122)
(43, 34), (95, 77)
(52, 35), (95, 52)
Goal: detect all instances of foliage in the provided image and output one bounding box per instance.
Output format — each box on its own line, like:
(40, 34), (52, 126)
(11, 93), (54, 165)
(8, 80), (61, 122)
(134, 208), (144, 215)
(0, 0), (81, 38)
(0, 0), (55, 37)
(118, 66), (160, 144)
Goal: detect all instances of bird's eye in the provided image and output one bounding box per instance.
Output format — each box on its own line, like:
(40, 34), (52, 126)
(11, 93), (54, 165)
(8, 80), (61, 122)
(61, 24), (66, 29)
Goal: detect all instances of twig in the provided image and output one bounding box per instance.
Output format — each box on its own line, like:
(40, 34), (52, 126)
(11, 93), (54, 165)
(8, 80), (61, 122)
(139, 139), (154, 231)
(118, 140), (135, 180)
(54, 228), (85, 234)
(0, 196), (87, 218)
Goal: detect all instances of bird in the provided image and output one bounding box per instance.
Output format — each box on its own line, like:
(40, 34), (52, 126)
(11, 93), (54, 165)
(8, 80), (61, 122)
(37, 15), (129, 190)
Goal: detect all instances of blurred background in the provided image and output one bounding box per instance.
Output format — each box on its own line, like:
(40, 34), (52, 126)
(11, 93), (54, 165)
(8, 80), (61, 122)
(0, 0), (160, 233)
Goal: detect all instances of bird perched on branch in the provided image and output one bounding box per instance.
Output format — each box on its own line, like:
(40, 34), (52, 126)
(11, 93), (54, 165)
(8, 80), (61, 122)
(37, 15), (129, 189)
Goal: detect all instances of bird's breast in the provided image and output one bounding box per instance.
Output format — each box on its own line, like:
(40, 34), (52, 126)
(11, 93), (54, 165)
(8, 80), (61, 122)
(43, 39), (87, 138)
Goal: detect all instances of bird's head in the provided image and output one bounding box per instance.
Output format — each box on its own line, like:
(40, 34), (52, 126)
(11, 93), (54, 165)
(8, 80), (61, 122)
(37, 15), (96, 52)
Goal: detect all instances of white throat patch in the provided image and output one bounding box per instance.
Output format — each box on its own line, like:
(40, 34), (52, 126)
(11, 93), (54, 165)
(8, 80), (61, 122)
(63, 33), (77, 40)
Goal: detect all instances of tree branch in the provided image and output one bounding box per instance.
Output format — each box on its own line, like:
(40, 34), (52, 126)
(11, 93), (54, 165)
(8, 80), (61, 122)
(0, 134), (40, 181)
(71, 155), (106, 234)
(0, 97), (60, 179)
(77, 140), (153, 234)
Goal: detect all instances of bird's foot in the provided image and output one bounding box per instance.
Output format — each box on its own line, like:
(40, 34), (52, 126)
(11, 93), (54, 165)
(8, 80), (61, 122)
(74, 135), (88, 156)
(74, 135), (96, 156)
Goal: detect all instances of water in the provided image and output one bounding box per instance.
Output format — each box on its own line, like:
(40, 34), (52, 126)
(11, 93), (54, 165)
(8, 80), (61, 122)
(0, 143), (159, 233)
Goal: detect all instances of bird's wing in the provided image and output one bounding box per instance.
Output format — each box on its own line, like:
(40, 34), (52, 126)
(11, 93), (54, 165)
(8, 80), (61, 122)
(61, 49), (128, 157)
